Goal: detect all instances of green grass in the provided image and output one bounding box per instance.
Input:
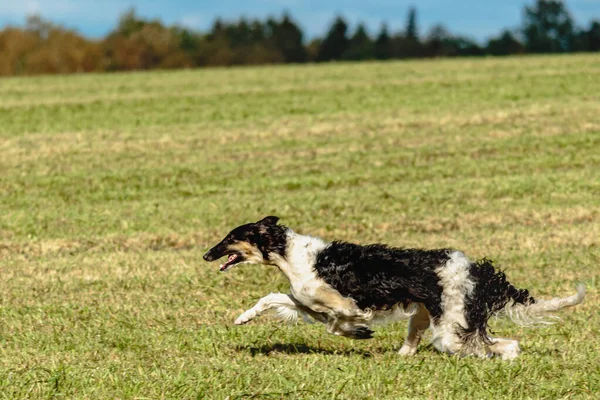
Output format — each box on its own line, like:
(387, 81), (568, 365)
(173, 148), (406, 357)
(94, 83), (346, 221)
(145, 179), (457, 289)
(1, 54), (599, 399)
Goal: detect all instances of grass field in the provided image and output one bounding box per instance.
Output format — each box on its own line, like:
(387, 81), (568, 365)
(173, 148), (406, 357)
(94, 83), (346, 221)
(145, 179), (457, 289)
(1, 54), (599, 399)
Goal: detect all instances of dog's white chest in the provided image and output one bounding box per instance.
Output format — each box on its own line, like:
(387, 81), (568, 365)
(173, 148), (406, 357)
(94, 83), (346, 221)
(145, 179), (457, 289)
(280, 233), (325, 280)
(289, 278), (320, 303)
(274, 232), (334, 311)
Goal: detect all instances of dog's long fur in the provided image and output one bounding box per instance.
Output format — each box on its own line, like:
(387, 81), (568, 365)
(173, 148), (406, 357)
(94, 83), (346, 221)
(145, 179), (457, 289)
(203, 216), (585, 360)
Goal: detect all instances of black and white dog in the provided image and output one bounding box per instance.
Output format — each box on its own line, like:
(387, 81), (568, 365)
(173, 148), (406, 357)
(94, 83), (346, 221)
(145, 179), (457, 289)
(203, 216), (585, 360)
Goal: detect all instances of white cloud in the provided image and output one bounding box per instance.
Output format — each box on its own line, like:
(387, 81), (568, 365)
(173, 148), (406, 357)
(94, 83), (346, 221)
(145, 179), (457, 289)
(0, 0), (82, 17)
(179, 14), (203, 29)
(25, 1), (41, 15)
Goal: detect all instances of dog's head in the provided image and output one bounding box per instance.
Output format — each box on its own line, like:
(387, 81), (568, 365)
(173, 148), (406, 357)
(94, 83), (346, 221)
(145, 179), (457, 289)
(203, 216), (287, 272)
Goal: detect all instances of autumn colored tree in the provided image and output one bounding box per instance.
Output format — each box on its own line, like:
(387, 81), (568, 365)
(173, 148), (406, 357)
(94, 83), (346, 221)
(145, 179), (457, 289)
(1, 3), (599, 76)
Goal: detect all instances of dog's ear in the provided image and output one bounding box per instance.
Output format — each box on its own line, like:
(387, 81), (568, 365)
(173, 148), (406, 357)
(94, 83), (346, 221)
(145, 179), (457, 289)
(257, 216), (280, 226)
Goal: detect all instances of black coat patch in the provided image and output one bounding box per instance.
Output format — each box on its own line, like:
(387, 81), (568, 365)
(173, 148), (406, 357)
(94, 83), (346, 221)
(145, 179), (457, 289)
(460, 258), (536, 343)
(313, 241), (452, 317)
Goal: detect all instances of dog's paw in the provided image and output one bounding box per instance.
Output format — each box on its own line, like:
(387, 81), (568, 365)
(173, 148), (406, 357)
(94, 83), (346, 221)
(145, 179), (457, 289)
(234, 313), (252, 325)
(500, 342), (520, 361)
(350, 326), (374, 339)
(399, 344), (417, 356)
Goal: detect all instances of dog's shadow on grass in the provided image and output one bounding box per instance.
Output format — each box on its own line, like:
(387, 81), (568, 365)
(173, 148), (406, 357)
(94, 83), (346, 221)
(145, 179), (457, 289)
(237, 342), (378, 358)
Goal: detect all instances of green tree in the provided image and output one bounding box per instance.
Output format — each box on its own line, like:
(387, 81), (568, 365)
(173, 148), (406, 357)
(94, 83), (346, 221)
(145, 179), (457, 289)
(587, 21), (600, 51)
(523, 0), (575, 53)
(209, 19), (225, 40)
(115, 8), (147, 37)
(425, 24), (452, 56)
(373, 24), (391, 60)
(316, 16), (349, 62)
(249, 20), (266, 43)
(342, 24), (373, 60)
(406, 7), (419, 41)
(486, 30), (525, 55)
(173, 27), (201, 53)
(271, 14), (307, 63)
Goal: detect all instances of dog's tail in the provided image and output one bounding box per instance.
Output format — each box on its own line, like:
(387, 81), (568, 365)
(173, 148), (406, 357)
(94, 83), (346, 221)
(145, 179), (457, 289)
(505, 283), (586, 326)
(465, 259), (586, 332)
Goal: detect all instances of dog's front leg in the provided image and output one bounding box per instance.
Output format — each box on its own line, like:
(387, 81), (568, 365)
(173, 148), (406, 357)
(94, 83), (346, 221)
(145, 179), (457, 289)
(234, 293), (302, 325)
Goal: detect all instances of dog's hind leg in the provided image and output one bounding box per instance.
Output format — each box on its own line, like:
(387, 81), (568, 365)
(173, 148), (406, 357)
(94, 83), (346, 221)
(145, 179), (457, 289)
(304, 286), (375, 339)
(399, 304), (430, 356)
(326, 318), (374, 339)
(429, 322), (466, 356)
(291, 282), (375, 338)
(486, 337), (520, 360)
(303, 285), (372, 321)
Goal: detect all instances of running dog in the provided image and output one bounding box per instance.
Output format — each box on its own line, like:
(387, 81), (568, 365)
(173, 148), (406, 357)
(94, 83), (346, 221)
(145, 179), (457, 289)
(203, 216), (585, 360)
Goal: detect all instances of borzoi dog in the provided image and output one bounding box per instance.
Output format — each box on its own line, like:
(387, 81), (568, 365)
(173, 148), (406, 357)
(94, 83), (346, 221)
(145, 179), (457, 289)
(203, 216), (585, 360)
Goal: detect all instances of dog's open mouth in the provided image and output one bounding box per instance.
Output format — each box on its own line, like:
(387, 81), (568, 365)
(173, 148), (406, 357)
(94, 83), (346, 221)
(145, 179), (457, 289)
(220, 253), (242, 272)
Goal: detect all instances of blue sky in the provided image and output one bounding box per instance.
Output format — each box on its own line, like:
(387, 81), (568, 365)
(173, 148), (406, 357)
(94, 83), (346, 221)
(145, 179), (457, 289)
(1, 0), (599, 42)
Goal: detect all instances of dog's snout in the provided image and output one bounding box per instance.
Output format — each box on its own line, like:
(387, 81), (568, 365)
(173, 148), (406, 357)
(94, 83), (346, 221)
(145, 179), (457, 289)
(203, 251), (213, 261)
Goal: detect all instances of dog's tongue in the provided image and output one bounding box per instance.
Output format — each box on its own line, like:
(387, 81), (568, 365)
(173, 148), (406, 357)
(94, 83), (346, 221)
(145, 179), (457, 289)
(219, 254), (237, 271)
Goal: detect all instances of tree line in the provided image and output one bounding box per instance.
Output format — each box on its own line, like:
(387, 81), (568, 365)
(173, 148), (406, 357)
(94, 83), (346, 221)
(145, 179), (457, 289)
(1, 0), (599, 75)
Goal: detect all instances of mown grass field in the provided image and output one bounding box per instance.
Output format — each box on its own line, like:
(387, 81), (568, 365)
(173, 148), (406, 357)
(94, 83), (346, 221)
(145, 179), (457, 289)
(1, 54), (599, 399)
